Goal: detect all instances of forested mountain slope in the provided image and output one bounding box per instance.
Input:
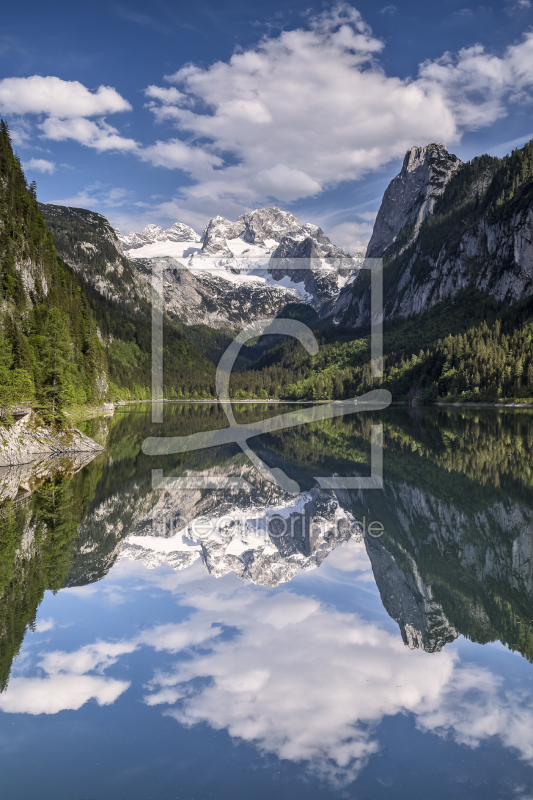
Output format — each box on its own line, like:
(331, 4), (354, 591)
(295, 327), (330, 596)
(39, 203), (216, 400)
(0, 121), (107, 416)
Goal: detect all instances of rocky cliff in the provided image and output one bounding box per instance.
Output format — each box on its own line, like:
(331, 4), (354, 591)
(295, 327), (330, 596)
(366, 143), (462, 259)
(337, 139), (533, 326)
(364, 532), (458, 652)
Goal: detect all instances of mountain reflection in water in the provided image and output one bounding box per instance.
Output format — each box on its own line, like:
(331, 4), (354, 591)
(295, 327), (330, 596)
(0, 403), (532, 798)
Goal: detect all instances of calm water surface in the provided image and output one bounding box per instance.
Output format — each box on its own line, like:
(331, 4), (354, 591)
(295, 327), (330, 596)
(1, 403), (533, 799)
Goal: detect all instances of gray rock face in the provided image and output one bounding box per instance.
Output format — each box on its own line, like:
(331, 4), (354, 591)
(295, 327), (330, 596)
(122, 465), (361, 587)
(385, 205), (533, 319)
(200, 207), (306, 256)
(356, 475), (533, 652)
(240, 207), (302, 245)
(201, 215), (246, 256)
(164, 222), (202, 243)
(0, 452), (100, 504)
(366, 143), (462, 258)
(271, 228), (347, 262)
(365, 533), (458, 652)
(335, 140), (533, 325)
(0, 412), (103, 467)
(44, 202), (356, 331)
(40, 204), (151, 313)
(269, 226), (352, 305)
(200, 207), (349, 259)
(133, 256), (304, 329)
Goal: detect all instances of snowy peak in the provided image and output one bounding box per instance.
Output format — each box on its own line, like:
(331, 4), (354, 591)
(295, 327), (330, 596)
(164, 221), (203, 243)
(366, 142), (462, 259)
(200, 206), (350, 260)
(117, 477), (362, 587)
(116, 220), (201, 250)
(201, 215), (246, 257)
(117, 207), (348, 262)
(239, 207), (302, 245)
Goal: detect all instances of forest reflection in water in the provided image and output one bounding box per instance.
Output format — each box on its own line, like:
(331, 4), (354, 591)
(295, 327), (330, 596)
(0, 403), (533, 796)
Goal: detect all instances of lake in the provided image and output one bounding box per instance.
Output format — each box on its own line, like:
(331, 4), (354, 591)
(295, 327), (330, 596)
(1, 403), (532, 799)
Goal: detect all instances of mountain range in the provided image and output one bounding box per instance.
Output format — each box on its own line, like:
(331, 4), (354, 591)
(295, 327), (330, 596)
(3, 111), (533, 407)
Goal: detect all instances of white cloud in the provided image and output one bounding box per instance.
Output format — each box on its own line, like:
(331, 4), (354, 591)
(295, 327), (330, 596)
(325, 537), (373, 572)
(138, 581), (533, 787)
(22, 158), (56, 174)
(38, 639), (138, 676)
(145, 587), (447, 785)
(5, 567), (533, 784)
(49, 183), (136, 211)
(140, 4), (533, 208)
(32, 617), (56, 632)
(0, 76), (136, 153)
(356, 210), (379, 222)
(0, 675), (129, 714)
(144, 85), (186, 105)
(418, 34), (533, 128)
(380, 5), (397, 13)
(453, 8), (474, 19)
(507, 0), (531, 11)
(39, 117), (138, 152)
(0, 76), (131, 118)
(141, 138), (222, 170)
(326, 220), (374, 253)
(488, 131), (533, 158)
(9, 117), (32, 147)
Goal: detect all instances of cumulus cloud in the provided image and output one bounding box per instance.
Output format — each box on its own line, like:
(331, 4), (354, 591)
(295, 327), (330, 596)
(0, 615), (219, 716)
(0, 75), (136, 153)
(0, 675), (129, 715)
(139, 580), (533, 787)
(418, 34), (533, 128)
(4, 6), (533, 222)
(144, 587), (450, 785)
(140, 138), (222, 170)
(140, 3), (533, 208)
(0, 76), (131, 118)
(39, 117), (138, 152)
(22, 158), (56, 174)
(144, 85), (186, 105)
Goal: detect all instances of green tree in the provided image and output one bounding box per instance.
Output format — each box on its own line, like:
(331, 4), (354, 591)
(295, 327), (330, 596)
(40, 308), (72, 419)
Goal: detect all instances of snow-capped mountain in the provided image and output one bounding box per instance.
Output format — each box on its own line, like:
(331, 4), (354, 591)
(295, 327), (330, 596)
(115, 221), (202, 251)
(116, 207), (359, 328)
(119, 475), (360, 587)
(63, 462), (362, 588)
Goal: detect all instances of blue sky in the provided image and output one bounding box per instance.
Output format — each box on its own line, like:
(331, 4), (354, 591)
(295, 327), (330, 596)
(1, 0), (533, 251)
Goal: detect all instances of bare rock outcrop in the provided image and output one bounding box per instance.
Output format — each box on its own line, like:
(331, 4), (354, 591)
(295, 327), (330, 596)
(366, 143), (462, 258)
(0, 412), (103, 467)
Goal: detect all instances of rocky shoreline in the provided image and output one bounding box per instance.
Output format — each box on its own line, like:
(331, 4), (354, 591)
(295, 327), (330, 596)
(0, 410), (103, 468)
